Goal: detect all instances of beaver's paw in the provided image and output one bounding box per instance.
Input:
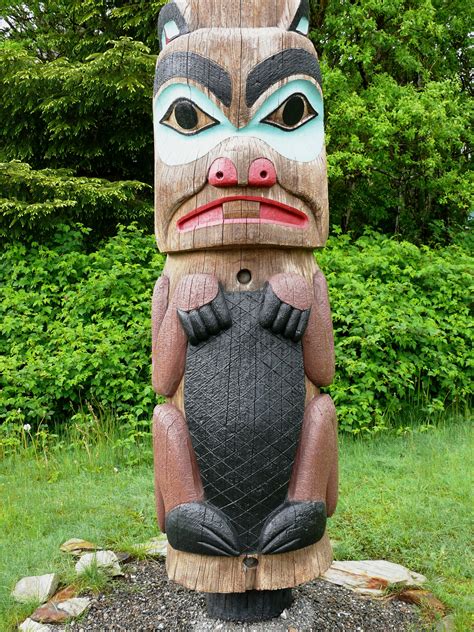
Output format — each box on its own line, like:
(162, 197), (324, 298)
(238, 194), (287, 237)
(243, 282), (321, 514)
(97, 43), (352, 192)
(178, 286), (231, 346)
(166, 501), (241, 556)
(258, 501), (326, 555)
(259, 282), (311, 342)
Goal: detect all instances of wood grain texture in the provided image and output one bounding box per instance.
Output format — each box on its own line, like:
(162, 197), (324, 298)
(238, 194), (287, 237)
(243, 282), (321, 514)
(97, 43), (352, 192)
(302, 270), (336, 387)
(166, 532), (333, 593)
(153, 274), (219, 396)
(152, 403), (205, 515)
(163, 248), (318, 295)
(152, 0), (337, 597)
(176, 0), (303, 31)
(154, 28), (328, 253)
(151, 275), (169, 395)
(287, 394), (339, 516)
(268, 273), (313, 311)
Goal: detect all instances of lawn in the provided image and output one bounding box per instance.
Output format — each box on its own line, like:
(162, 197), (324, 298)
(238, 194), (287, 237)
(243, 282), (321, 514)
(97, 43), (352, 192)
(0, 419), (472, 631)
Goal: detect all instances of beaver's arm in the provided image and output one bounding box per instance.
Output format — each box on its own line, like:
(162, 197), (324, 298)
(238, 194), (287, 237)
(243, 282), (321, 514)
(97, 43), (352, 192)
(152, 275), (178, 396)
(152, 273), (221, 397)
(302, 270), (335, 387)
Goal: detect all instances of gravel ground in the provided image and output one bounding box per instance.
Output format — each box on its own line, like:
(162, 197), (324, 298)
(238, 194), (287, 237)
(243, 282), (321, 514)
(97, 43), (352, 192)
(67, 559), (426, 632)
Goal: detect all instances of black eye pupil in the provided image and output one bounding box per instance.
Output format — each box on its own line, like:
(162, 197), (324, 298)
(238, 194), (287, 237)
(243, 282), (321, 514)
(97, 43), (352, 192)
(175, 101), (198, 130)
(282, 95), (305, 127)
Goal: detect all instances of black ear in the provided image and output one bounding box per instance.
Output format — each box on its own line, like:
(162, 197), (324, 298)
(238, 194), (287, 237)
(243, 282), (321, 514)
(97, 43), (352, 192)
(288, 0), (310, 36)
(158, 2), (189, 50)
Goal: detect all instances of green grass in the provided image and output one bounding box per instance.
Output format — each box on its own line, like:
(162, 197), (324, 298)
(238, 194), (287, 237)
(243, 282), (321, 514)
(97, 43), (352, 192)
(0, 420), (472, 631)
(333, 420), (473, 630)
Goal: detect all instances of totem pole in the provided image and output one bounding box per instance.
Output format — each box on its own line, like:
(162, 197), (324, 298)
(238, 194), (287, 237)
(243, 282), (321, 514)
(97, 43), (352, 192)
(151, 0), (338, 622)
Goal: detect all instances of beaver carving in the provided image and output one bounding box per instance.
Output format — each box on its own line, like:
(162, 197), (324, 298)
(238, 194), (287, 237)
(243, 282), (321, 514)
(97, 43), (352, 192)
(151, 0), (338, 621)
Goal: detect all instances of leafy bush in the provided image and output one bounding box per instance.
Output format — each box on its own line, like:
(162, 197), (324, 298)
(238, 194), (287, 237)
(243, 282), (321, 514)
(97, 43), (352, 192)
(1, 225), (472, 434)
(0, 224), (163, 428)
(318, 230), (473, 432)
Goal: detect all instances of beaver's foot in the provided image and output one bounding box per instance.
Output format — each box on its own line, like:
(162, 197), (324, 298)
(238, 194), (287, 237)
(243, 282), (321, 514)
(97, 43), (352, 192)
(259, 282), (310, 342)
(258, 501), (326, 554)
(178, 285), (231, 346)
(166, 501), (241, 556)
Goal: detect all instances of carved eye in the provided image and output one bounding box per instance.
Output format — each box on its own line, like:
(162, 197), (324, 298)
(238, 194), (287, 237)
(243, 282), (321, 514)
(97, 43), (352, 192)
(262, 93), (317, 131)
(160, 99), (219, 135)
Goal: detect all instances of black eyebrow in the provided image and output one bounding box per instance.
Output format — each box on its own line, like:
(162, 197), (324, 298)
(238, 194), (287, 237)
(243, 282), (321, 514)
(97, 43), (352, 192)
(154, 52), (232, 107)
(246, 49), (322, 107)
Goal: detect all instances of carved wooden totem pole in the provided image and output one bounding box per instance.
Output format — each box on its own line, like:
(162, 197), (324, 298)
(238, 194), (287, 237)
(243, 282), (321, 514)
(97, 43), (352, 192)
(151, 0), (338, 622)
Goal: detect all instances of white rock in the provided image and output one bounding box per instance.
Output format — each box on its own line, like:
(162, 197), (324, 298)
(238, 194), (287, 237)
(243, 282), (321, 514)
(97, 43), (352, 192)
(75, 550), (122, 576)
(321, 560), (427, 596)
(57, 597), (91, 617)
(12, 574), (59, 604)
(139, 536), (168, 558)
(18, 619), (51, 631)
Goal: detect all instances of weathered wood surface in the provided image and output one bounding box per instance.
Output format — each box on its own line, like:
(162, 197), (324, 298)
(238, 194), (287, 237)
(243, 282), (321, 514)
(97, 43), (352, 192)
(154, 27), (329, 253)
(152, 0), (338, 597)
(166, 534), (333, 593)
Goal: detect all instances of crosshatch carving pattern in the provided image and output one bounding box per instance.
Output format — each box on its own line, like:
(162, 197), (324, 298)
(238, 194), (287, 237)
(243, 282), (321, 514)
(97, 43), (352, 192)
(184, 290), (306, 552)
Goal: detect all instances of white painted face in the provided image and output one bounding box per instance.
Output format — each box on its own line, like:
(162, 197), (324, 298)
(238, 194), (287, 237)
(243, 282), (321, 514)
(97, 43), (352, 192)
(154, 2), (329, 253)
(154, 79), (324, 166)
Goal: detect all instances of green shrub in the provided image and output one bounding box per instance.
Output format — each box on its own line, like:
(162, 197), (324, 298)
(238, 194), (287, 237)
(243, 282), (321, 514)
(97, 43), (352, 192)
(1, 225), (472, 434)
(0, 224), (163, 429)
(318, 230), (473, 432)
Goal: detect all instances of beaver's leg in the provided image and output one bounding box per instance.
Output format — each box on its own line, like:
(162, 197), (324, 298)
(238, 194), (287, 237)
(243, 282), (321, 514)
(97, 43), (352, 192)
(288, 394), (338, 514)
(258, 395), (338, 554)
(153, 403), (240, 556)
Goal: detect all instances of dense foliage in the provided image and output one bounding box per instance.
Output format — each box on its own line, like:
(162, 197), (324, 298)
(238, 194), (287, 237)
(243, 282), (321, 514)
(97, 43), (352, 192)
(1, 0), (472, 241)
(313, 0), (473, 240)
(0, 2), (472, 435)
(0, 161), (152, 239)
(1, 225), (471, 434)
(319, 230), (473, 431)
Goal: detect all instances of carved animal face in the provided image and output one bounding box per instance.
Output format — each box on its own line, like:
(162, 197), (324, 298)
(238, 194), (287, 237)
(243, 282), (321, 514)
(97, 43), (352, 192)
(154, 0), (329, 253)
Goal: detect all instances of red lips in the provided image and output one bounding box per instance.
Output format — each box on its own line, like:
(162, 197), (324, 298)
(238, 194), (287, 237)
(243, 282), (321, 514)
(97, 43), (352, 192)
(176, 196), (308, 233)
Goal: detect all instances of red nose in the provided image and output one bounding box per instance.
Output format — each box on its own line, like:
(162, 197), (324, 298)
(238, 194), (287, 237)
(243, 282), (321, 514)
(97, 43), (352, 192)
(208, 157), (277, 188)
(208, 158), (238, 187)
(248, 158), (277, 187)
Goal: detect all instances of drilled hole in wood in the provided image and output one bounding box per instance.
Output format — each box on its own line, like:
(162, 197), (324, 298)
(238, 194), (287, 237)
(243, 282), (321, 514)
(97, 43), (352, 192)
(243, 556), (259, 569)
(260, 170), (268, 179)
(216, 171), (224, 180)
(237, 269), (252, 285)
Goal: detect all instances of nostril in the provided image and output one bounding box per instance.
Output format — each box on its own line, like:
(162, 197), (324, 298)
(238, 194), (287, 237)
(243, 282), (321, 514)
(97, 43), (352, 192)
(208, 158), (238, 187)
(248, 158), (277, 187)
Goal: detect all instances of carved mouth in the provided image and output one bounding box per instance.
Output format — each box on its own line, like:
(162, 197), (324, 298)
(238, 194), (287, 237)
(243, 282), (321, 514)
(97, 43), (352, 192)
(176, 196), (309, 233)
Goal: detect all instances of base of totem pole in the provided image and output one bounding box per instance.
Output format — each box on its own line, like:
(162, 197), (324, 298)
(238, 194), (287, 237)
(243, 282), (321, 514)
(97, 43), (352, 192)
(206, 589), (293, 622)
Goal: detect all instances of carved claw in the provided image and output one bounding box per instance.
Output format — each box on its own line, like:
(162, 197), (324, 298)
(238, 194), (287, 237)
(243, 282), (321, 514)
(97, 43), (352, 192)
(258, 501), (326, 554)
(166, 501), (241, 556)
(178, 285), (232, 346)
(259, 283), (310, 342)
